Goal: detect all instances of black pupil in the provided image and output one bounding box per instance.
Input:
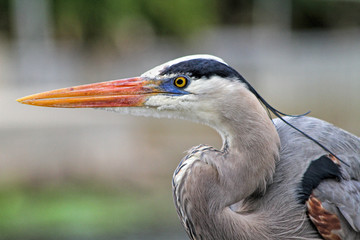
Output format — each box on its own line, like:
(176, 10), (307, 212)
(177, 79), (184, 86)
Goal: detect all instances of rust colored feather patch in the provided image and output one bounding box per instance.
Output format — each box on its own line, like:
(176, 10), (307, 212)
(328, 154), (340, 165)
(306, 195), (342, 240)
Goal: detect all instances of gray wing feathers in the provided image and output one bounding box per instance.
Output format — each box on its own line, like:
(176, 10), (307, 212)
(274, 116), (360, 177)
(274, 116), (360, 236)
(338, 181), (360, 232)
(314, 180), (360, 232)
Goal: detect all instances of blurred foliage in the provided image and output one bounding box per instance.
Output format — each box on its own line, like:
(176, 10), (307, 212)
(216, 0), (254, 25)
(52, 0), (217, 45)
(0, 0), (10, 37)
(0, 0), (359, 45)
(292, 0), (360, 30)
(0, 183), (177, 239)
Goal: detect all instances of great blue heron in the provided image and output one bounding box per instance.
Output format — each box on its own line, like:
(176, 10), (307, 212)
(18, 55), (360, 240)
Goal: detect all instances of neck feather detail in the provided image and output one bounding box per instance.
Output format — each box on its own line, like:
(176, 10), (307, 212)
(214, 84), (280, 200)
(172, 86), (281, 239)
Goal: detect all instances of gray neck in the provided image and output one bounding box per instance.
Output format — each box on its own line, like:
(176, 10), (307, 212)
(214, 87), (281, 204)
(173, 88), (282, 239)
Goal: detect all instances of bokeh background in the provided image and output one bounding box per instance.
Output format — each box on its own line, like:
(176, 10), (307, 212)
(0, 0), (359, 239)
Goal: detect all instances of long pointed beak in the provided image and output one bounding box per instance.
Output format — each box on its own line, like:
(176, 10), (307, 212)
(17, 77), (160, 108)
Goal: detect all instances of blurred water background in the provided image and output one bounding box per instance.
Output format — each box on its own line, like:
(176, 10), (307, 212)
(0, 0), (359, 239)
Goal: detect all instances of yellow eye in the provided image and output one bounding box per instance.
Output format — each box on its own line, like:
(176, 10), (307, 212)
(174, 76), (187, 88)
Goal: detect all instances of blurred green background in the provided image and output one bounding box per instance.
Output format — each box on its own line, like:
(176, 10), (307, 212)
(0, 0), (359, 239)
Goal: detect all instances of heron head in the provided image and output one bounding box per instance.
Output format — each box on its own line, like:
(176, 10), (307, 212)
(17, 55), (256, 128)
